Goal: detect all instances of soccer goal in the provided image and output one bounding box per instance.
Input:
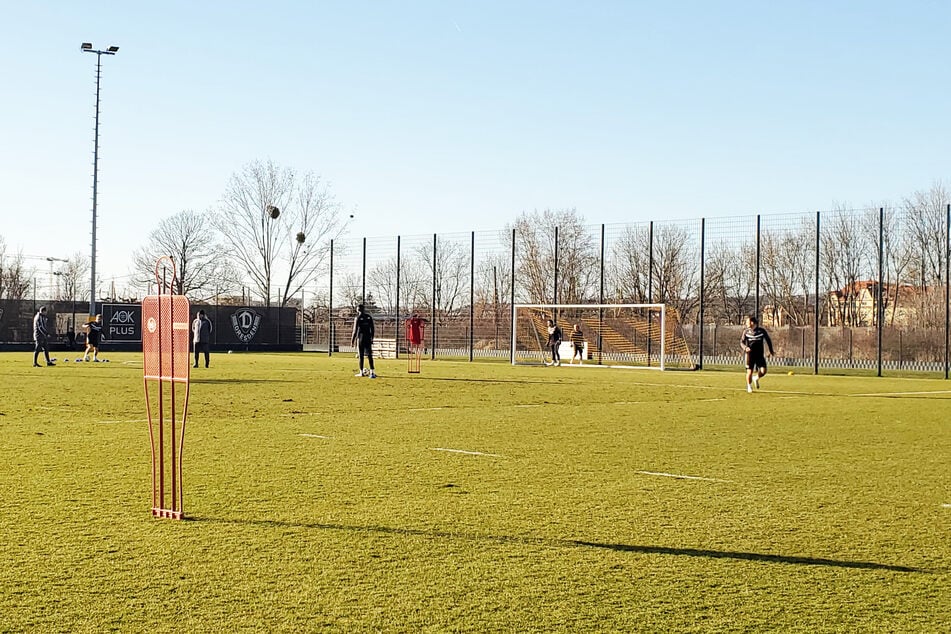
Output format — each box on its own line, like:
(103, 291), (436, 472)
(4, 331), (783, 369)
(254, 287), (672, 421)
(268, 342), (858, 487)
(511, 303), (691, 370)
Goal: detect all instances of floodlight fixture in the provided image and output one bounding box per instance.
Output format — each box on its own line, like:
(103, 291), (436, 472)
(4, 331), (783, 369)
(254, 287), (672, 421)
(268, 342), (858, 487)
(80, 42), (120, 315)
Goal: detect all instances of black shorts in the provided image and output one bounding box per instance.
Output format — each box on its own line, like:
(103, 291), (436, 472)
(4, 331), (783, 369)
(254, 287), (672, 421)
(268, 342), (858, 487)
(746, 353), (766, 370)
(358, 339), (374, 356)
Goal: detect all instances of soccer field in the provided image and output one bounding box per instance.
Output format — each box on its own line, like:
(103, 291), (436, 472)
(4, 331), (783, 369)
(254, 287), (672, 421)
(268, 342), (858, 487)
(1, 352), (948, 632)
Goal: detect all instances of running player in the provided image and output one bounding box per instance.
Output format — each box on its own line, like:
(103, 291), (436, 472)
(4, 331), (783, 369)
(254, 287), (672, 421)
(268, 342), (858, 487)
(740, 315), (774, 392)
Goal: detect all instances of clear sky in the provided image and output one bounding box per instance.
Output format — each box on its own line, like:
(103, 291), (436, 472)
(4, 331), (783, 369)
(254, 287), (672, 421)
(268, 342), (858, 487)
(3, 0), (950, 287)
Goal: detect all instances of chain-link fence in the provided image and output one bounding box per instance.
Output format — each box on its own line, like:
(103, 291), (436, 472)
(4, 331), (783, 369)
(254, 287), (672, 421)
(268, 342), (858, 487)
(305, 205), (951, 376)
(6, 205), (950, 376)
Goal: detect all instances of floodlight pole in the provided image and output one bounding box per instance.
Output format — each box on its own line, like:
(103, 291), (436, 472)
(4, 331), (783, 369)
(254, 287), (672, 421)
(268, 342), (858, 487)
(81, 43), (119, 317)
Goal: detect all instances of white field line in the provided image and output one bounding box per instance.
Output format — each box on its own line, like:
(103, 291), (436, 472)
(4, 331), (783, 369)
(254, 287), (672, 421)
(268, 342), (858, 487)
(848, 390), (951, 397)
(628, 378), (951, 399)
(98, 418), (149, 424)
(431, 447), (504, 458)
(409, 407), (446, 411)
(299, 433), (333, 439)
(513, 404), (542, 408)
(942, 503), (951, 509)
(635, 470), (733, 483)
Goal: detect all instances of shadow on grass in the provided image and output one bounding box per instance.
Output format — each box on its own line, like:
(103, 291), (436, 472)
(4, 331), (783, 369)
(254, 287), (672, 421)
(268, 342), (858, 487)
(191, 515), (925, 573)
(388, 376), (571, 385)
(189, 378), (297, 384)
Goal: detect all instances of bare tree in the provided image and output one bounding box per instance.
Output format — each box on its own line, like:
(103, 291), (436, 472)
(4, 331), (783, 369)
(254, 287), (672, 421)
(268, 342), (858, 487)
(510, 208), (598, 304)
(474, 252), (511, 318)
(217, 160), (349, 307)
(0, 240), (32, 301)
(55, 253), (91, 304)
(899, 183), (948, 327)
(612, 223), (700, 320)
(760, 218), (816, 326)
(415, 237), (470, 324)
(821, 206), (871, 326)
(132, 209), (238, 301)
(703, 241), (756, 324)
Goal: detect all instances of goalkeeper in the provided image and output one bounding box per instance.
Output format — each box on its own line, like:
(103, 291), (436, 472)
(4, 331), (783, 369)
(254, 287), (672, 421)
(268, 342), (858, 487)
(740, 315), (774, 392)
(546, 319), (563, 366)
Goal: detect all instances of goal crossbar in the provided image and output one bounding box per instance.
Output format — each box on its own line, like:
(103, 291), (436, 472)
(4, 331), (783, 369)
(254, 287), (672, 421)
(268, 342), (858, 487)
(511, 303), (668, 370)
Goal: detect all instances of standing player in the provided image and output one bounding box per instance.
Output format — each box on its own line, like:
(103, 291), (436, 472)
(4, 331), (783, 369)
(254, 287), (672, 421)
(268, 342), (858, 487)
(569, 323), (585, 365)
(81, 314), (104, 362)
(740, 315), (774, 392)
(352, 304), (377, 378)
(545, 319), (563, 366)
(192, 309), (213, 369)
(32, 306), (55, 367)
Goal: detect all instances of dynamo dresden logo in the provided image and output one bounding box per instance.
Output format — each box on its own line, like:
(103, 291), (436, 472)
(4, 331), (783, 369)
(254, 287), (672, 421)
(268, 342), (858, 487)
(230, 309), (262, 343)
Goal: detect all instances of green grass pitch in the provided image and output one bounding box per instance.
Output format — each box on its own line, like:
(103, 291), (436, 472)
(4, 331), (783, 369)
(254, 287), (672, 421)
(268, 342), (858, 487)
(1, 352), (948, 631)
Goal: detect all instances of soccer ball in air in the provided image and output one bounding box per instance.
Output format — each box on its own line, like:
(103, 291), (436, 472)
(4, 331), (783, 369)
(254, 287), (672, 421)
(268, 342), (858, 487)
(267, 205), (280, 219)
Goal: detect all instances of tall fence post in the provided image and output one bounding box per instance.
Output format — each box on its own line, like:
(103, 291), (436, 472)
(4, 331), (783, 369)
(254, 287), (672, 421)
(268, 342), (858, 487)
(553, 226), (559, 324)
(510, 228), (516, 364)
(755, 214), (761, 319)
(328, 239), (334, 357)
(699, 218), (705, 370)
(361, 237), (367, 304)
(877, 207), (884, 378)
(431, 233), (437, 360)
(648, 221), (654, 367)
(599, 223), (605, 366)
(395, 235), (401, 360)
(469, 231), (475, 362)
(814, 211), (820, 375)
(946, 203), (950, 380)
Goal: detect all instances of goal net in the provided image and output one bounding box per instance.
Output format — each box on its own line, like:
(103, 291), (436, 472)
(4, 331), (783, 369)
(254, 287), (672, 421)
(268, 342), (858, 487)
(511, 303), (692, 370)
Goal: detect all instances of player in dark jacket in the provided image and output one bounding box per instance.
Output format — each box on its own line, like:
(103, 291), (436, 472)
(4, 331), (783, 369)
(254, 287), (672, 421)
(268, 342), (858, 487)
(546, 319), (563, 367)
(740, 315), (774, 392)
(81, 314), (104, 362)
(351, 304), (377, 378)
(32, 306), (55, 367)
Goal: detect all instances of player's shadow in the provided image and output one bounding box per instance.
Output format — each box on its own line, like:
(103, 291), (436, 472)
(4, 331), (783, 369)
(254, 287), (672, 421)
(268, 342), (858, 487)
(190, 378), (296, 384)
(391, 376), (571, 385)
(191, 515), (925, 574)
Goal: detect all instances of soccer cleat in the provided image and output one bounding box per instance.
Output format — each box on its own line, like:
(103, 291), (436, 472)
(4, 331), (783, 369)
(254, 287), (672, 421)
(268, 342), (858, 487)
(33, 363), (42, 367)
(47, 362), (56, 366)
(370, 371), (377, 379)
(747, 384), (753, 393)
(355, 371), (365, 377)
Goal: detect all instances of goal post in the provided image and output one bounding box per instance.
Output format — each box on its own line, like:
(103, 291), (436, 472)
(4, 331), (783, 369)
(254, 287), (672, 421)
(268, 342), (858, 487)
(511, 303), (691, 370)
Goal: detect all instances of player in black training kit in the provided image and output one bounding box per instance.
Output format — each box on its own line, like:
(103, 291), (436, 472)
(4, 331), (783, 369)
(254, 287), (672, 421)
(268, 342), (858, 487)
(740, 315), (774, 392)
(351, 304), (377, 378)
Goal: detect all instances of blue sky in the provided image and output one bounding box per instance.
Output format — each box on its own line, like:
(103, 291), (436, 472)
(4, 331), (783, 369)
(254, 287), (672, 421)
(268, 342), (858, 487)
(2, 1), (950, 286)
